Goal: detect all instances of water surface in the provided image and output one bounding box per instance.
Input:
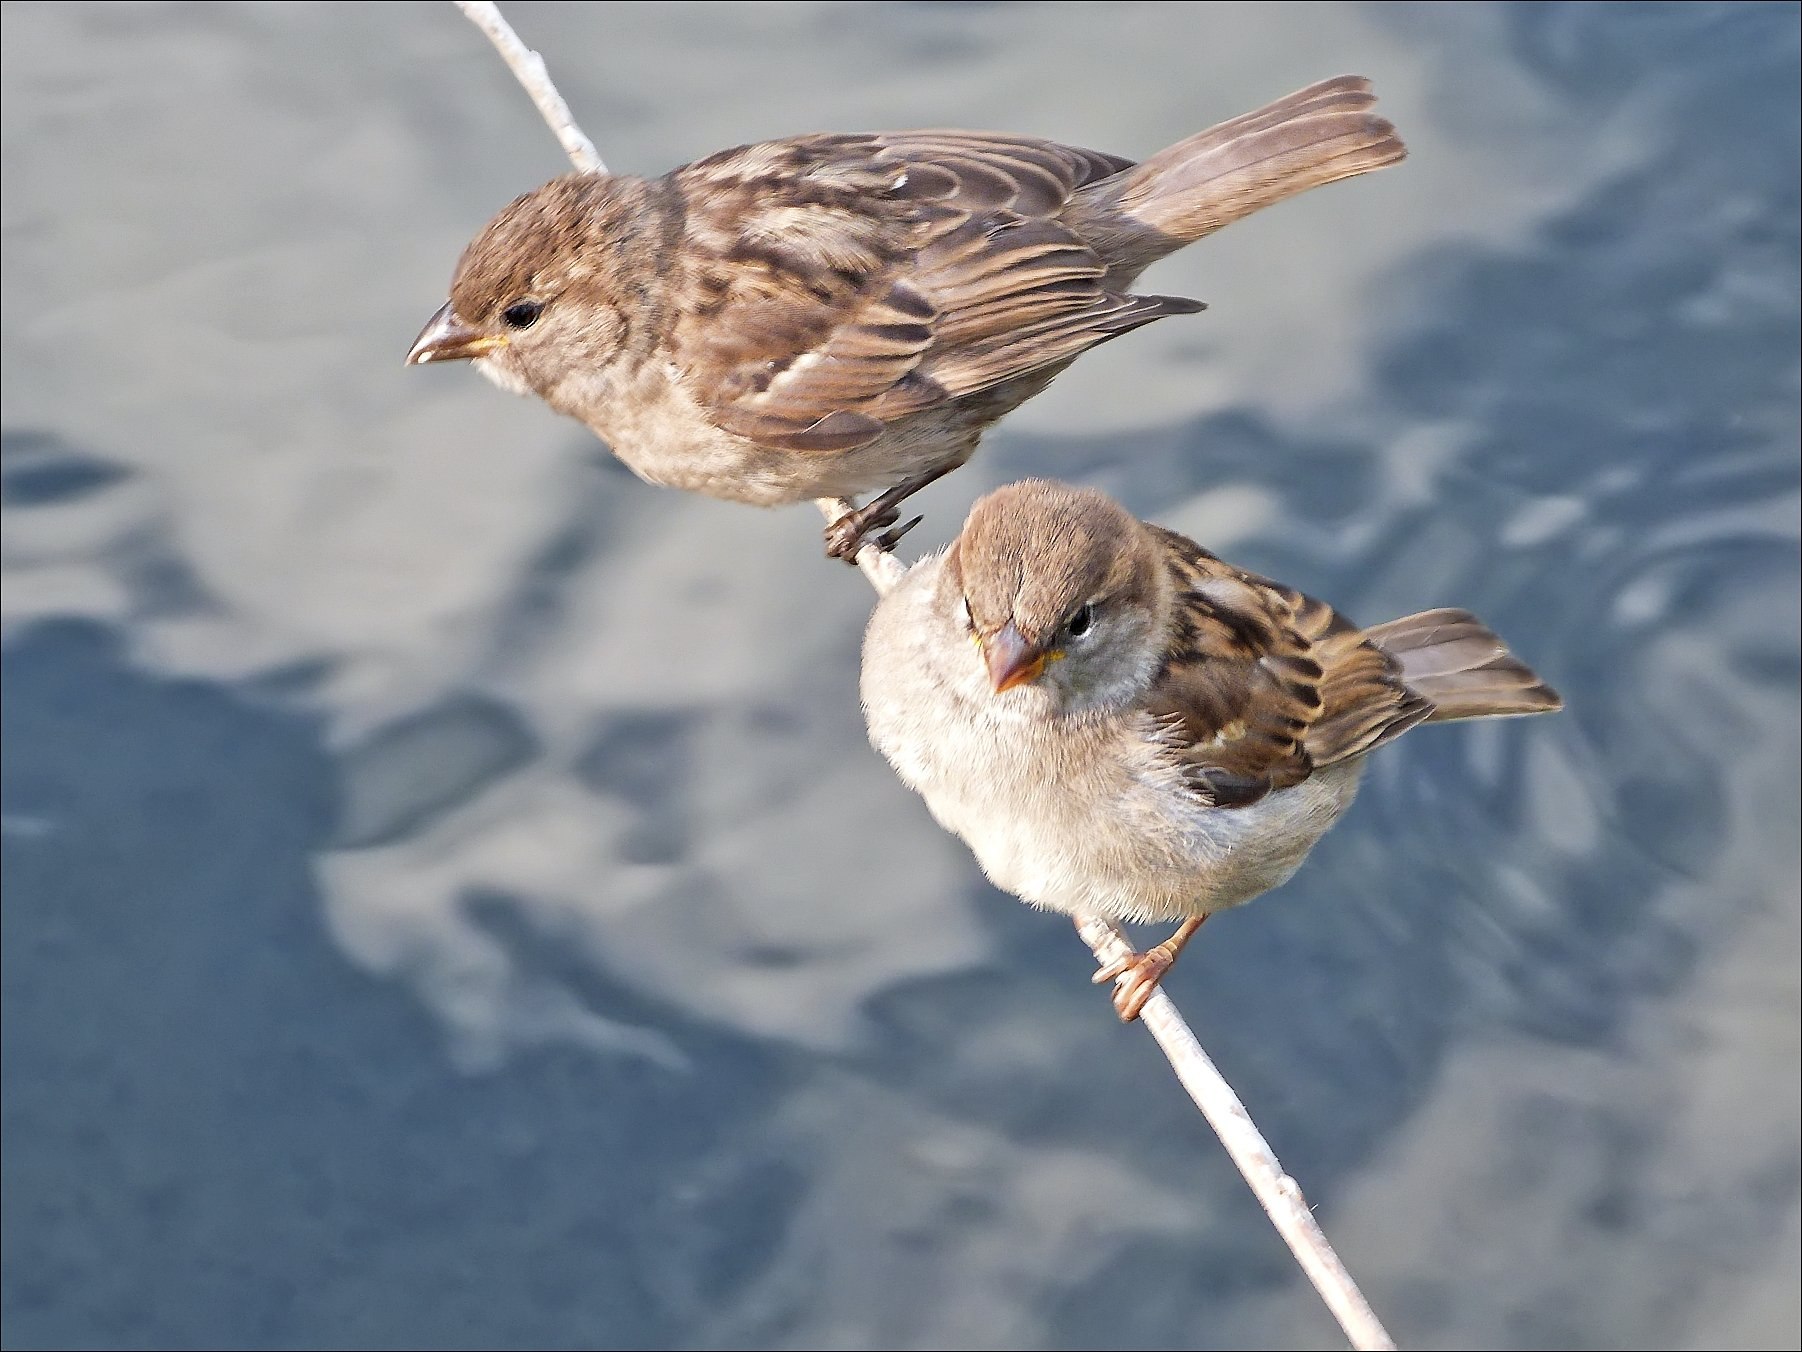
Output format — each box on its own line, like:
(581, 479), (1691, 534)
(3, 3), (1798, 1348)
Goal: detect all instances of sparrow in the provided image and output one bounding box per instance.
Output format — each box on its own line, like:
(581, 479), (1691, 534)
(407, 76), (1405, 557)
(860, 480), (1563, 1021)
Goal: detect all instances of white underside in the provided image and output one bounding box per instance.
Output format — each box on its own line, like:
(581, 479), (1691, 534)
(861, 558), (1364, 924)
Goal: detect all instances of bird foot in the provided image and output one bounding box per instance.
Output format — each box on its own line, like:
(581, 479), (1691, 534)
(1091, 916), (1206, 1023)
(1092, 946), (1179, 1022)
(824, 465), (954, 562)
(824, 502), (895, 561)
(824, 504), (919, 561)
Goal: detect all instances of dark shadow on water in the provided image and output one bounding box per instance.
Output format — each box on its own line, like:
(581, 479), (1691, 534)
(1, 431), (133, 508)
(0, 621), (819, 1351)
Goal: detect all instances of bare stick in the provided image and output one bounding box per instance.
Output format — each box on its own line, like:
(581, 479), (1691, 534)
(1075, 913), (1396, 1350)
(454, 2), (605, 174)
(449, 7), (1396, 1348)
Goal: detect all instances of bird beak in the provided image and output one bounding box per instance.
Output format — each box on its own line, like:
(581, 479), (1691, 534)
(406, 302), (508, 365)
(982, 622), (1048, 693)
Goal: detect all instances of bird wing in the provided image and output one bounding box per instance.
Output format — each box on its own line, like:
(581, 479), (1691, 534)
(670, 131), (1202, 454)
(1140, 527), (1432, 808)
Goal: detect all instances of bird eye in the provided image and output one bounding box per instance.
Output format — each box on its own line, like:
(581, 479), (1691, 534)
(957, 596), (974, 632)
(1066, 602), (1096, 638)
(501, 299), (543, 330)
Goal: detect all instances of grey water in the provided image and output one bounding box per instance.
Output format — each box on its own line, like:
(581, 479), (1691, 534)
(2, 3), (1797, 1349)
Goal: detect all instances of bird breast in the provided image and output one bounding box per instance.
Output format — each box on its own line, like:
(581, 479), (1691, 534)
(863, 569), (1365, 923)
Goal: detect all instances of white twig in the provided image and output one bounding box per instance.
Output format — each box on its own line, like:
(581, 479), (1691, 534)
(454, 1), (605, 174)
(450, 7), (1396, 1349)
(1075, 913), (1397, 1350)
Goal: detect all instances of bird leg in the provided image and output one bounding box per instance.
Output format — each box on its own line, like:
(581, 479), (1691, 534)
(1090, 916), (1207, 1022)
(823, 465), (957, 561)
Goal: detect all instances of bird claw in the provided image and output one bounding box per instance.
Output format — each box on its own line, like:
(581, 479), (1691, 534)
(1092, 945), (1179, 1023)
(824, 502), (902, 562)
(1091, 954), (1134, 985)
(875, 515), (924, 551)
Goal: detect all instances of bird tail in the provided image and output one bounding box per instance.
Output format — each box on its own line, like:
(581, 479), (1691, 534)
(1363, 609), (1564, 722)
(1072, 75), (1404, 262)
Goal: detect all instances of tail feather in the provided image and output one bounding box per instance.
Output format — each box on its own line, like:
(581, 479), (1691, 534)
(1073, 75), (1406, 259)
(1363, 608), (1563, 722)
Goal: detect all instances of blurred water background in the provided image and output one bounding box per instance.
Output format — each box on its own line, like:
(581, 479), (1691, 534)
(3, 3), (1798, 1348)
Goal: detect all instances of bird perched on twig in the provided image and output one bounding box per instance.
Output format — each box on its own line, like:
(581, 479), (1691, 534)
(408, 77), (1404, 557)
(861, 480), (1562, 1020)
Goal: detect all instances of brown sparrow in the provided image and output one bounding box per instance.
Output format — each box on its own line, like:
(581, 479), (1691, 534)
(860, 480), (1563, 1020)
(407, 77), (1404, 557)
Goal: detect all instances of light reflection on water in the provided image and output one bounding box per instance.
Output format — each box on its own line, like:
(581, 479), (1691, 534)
(3, 3), (1797, 1349)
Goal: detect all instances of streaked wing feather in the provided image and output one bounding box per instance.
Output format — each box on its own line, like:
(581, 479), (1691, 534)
(672, 130), (1197, 453)
(1141, 528), (1430, 808)
(912, 292), (1202, 407)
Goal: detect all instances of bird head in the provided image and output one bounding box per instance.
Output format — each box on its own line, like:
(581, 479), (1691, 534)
(407, 173), (648, 405)
(940, 480), (1173, 715)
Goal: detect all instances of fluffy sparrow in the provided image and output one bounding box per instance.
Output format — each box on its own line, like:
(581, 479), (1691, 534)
(861, 480), (1563, 1020)
(407, 77), (1404, 557)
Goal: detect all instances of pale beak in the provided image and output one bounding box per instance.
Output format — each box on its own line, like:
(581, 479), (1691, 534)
(406, 301), (508, 365)
(982, 621), (1047, 693)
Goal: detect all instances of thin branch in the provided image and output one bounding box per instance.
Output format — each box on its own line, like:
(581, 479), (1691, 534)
(449, 7), (1396, 1349)
(1075, 914), (1396, 1350)
(454, 1), (605, 174)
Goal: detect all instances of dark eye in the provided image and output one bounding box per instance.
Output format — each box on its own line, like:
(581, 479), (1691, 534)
(1066, 602), (1096, 638)
(501, 299), (543, 330)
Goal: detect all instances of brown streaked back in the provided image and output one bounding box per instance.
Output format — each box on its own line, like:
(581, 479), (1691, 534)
(1143, 527), (1432, 808)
